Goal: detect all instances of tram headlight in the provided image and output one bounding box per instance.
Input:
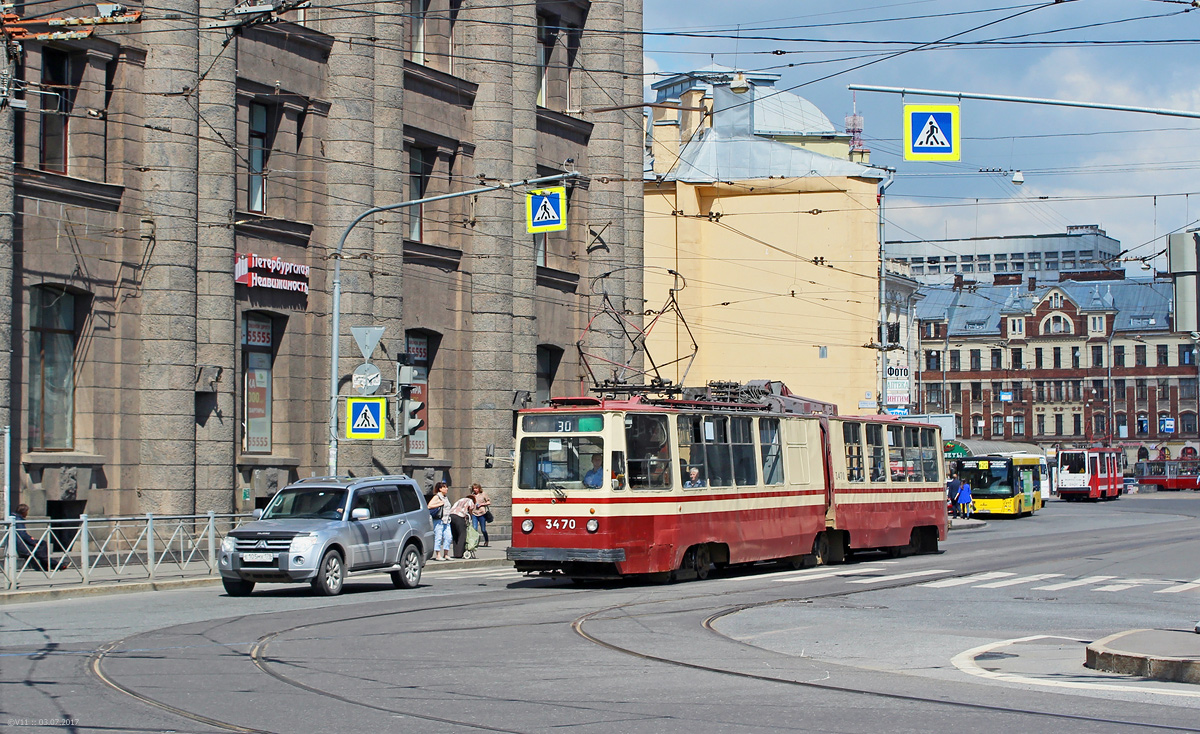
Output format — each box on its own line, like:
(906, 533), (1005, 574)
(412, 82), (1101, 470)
(521, 519), (534, 534)
(586, 519), (599, 533)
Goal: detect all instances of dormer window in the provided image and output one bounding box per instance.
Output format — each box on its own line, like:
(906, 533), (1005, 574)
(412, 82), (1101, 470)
(1048, 292), (1063, 309)
(1009, 318), (1024, 335)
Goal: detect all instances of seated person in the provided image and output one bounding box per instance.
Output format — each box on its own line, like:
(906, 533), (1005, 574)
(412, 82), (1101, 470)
(684, 466), (706, 488)
(583, 454), (605, 488)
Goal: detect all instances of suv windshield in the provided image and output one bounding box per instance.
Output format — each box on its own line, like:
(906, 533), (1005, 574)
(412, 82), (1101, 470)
(261, 487), (348, 520)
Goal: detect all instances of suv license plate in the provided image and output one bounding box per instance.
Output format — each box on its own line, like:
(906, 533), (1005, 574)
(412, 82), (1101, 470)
(242, 552), (274, 562)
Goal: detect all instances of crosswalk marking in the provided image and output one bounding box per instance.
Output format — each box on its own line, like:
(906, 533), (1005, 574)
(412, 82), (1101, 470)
(921, 572), (1015, 588)
(1156, 578), (1200, 594)
(847, 569), (953, 585)
(1034, 575), (1116, 591)
(974, 573), (1062, 589)
(769, 566), (884, 584)
(1093, 578), (1172, 593)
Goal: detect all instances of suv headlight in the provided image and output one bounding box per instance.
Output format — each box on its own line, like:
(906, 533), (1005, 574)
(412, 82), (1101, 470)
(289, 533), (320, 555)
(221, 536), (237, 553)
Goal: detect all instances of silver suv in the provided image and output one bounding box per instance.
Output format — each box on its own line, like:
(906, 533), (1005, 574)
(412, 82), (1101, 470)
(219, 475), (435, 596)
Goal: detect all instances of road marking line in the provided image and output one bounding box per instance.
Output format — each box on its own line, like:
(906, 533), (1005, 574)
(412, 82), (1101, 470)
(974, 573), (1061, 588)
(1034, 575), (1116, 591)
(767, 566), (885, 584)
(846, 569), (952, 584)
(951, 634), (1200, 699)
(1093, 579), (1172, 592)
(921, 571), (1013, 588)
(1156, 578), (1200, 594)
(722, 564), (882, 585)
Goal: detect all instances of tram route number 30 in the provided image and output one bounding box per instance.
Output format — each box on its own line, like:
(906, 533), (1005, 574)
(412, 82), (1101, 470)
(545, 519), (576, 531)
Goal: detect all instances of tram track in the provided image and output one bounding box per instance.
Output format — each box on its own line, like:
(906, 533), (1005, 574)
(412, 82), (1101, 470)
(84, 511), (1200, 734)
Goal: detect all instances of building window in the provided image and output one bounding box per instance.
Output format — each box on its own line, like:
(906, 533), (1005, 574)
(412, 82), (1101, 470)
(991, 414), (1004, 437)
(1136, 379), (1147, 401)
(533, 233), (547, 268)
(972, 415), (983, 437)
(1182, 378), (1198, 400)
(1009, 318), (1023, 335)
(1036, 381), (1045, 402)
(1094, 413), (1106, 436)
(925, 383), (942, 406)
(950, 350), (960, 372)
(970, 350), (981, 371)
(1071, 346), (1080, 369)
(1013, 382), (1025, 402)
(991, 349), (1002, 370)
(1114, 379), (1125, 399)
(535, 345), (562, 406)
(1183, 412), (1198, 434)
(1073, 413), (1081, 436)
(950, 383), (961, 404)
(1012, 348), (1023, 370)
(536, 14), (555, 107)
(1157, 344), (1169, 367)
(408, 147), (434, 241)
(242, 313), (274, 454)
(1092, 379), (1106, 401)
(991, 381), (1003, 401)
(1135, 344), (1147, 367)
(1092, 345), (1104, 368)
(1136, 413), (1149, 435)
(1115, 413), (1127, 438)
(971, 382), (982, 401)
(28, 287), (79, 450)
(1054, 381), (1064, 402)
(1050, 292), (1063, 308)
(1013, 414), (1025, 436)
(1035, 348), (1043, 369)
(1053, 347), (1062, 369)
(1180, 344), (1195, 366)
(248, 103), (271, 213)
(926, 350), (941, 371)
(1114, 346), (1125, 368)
(1054, 414), (1063, 436)
(40, 48), (74, 173)
(410, 0), (431, 65)
(1036, 414), (1045, 435)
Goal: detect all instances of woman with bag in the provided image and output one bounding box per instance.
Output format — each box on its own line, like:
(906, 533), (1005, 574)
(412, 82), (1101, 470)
(470, 483), (492, 547)
(428, 482), (452, 560)
(448, 492), (476, 559)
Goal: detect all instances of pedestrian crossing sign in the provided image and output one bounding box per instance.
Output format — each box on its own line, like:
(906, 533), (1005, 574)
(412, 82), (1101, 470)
(904, 104), (960, 161)
(526, 187), (567, 233)
(346, 397), (387, 440)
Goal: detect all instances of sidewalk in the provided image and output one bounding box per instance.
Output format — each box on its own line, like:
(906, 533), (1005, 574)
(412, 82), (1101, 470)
(0, 540), (513, 605)
(949, 517), (987, 531)
(1086, 628), (1200, 684)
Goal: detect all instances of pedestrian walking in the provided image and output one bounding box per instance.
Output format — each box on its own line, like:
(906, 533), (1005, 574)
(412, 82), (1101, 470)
(956, 479), (973, 520)
(470, 483), (492, 547)
(428, 482), (452, 560)
(946, 472), (962, 518)
(448, 492), (476, 559)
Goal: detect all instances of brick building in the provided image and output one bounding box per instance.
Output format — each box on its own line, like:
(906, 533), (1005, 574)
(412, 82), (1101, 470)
(0, 0), (644, 524)
(915, 274), (1199, 459)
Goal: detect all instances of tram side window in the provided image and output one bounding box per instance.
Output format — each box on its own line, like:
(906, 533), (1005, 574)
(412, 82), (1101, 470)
(705, 416), (734, 487)
(1098, 454), (1107, 477)
(1089, 456), (1099, 477)
(843, 422), (864, 482)
(1060, 452), (1086, 474)
(904, 426), (921, 482)
(678, 415), (707, 488)
(866, 424), (886, 482)
(920, 428), (939, 482)
(760, 418), (784, 485)
(888, 425), (905, 481)
(731, 417), (757, 486)
(625, 414), (672, 490)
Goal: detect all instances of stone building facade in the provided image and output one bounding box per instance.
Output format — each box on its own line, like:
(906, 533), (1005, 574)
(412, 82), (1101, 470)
(0, 0), (644, 523)
(916, 273), (1200, 460)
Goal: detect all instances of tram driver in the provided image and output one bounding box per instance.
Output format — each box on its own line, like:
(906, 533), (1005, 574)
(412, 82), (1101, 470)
(583, 454), (605, 488)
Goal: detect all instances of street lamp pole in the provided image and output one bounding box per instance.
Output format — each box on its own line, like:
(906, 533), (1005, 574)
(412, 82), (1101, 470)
(327, 171), (580, 475)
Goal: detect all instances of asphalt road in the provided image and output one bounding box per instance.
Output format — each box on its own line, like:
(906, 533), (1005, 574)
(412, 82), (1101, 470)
(4, 493), (1200, 733)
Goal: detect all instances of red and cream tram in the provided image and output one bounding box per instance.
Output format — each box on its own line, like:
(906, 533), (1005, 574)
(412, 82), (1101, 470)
(506, 383), (947, 580)
(1056, 447), (1123, 500)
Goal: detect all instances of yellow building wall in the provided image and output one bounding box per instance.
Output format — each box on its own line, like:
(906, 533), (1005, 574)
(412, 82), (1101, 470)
(643, 177), (882, 413)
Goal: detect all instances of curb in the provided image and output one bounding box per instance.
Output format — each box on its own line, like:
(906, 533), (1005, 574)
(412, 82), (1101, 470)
(0, 556), (513, 606)
(949, 518), (988, 531)
(1085, 629), (1200, 684)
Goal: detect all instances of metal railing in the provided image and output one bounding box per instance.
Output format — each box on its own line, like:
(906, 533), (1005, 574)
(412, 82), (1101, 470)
(2, 512), (253, 591)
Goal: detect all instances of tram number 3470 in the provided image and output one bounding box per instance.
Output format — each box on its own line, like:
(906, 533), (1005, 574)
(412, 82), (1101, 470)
(545, 519), (577, 531)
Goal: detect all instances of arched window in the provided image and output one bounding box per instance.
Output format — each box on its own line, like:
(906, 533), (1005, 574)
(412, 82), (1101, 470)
(1040, 312), (1073, 335)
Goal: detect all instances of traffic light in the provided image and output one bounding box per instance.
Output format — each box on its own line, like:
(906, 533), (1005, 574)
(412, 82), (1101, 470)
(402, 398), (424, 437)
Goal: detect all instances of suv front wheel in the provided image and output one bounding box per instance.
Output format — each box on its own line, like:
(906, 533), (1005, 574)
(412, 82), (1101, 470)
(312, 549), (345, 596)
(391, 544), (423, 589)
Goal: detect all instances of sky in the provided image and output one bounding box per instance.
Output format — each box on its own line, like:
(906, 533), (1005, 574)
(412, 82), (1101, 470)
(642, 0), (1200, 270)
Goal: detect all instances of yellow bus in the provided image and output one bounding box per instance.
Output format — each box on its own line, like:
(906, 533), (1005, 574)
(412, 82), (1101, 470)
(954, 454), (1044, 517)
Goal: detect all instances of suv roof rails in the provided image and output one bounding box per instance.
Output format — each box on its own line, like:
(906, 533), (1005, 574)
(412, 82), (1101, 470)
(293, 475), (352, 484)
(292, 473), (413, 485)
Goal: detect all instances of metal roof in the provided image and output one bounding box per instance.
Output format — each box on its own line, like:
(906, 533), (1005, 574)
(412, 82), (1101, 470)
(915, 278), (1174, 336)
(653, 128), (882, 184)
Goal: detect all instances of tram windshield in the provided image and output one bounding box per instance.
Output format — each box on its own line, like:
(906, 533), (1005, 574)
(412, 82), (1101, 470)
(957, 459), (1014, 498)
(518, 436), (604, 489)
(1059, 451), (1087, 475)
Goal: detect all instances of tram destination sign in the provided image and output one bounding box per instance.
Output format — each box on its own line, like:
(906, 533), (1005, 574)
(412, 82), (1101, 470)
(522, 413), (604, 433)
